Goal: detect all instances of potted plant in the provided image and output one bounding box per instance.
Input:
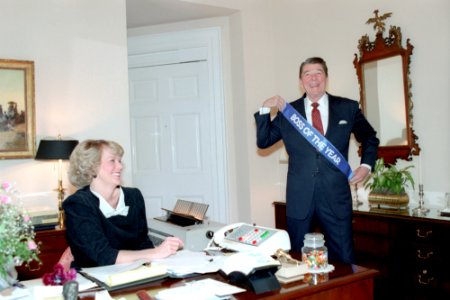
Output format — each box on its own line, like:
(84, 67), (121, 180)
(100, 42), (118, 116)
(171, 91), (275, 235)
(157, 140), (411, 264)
(364, 158), (415, 209)
(0, 181), (41, 291)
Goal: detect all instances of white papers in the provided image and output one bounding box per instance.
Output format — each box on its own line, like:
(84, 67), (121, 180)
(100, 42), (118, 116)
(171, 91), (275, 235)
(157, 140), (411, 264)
(153, 250), (224, 277)
(0, 286), (33, 300)
(155, 250), (281, 278)
(154, 278), (245, 300)
(18, 276), (97, 300)
(220, 252), (280, 276)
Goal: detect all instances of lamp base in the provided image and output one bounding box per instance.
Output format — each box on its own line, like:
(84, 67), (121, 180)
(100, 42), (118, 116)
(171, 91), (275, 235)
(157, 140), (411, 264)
(57, 180), (66, 229)
(412, 206), (429, 214)
(57, 209), (65, 229)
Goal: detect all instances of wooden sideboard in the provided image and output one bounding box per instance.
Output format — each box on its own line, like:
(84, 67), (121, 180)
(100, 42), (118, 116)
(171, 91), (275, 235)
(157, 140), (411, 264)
(17, 228), (68, 280)
(273, 201), (450, 300)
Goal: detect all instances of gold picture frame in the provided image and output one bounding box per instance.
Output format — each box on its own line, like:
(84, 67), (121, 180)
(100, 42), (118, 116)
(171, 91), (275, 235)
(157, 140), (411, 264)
(0, 59), (35, 159)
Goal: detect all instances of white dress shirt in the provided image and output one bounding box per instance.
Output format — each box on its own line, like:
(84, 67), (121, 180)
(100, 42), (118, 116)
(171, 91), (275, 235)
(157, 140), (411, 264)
(305, 94), (329, 135)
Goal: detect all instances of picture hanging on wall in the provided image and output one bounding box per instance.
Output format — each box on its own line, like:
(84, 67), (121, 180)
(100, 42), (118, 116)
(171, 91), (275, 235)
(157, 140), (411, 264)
(0, 59), (35, 159)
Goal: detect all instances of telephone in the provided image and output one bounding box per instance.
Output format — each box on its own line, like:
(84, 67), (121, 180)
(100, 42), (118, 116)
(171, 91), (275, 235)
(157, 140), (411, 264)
(219, 251), (281, 294)
(206, 223), (291, 294)
(208, 222), (291, 257)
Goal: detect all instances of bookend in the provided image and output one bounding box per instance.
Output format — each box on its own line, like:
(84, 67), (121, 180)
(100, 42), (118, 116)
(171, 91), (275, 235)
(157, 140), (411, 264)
(225, 265), (281, 294)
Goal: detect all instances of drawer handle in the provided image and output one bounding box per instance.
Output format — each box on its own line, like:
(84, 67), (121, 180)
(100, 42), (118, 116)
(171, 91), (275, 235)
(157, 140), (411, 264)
(25, 261), (43, 272)
(417, 274), (434, 285)
(417, 249), (434, 260)
(416, 229), (432, 238)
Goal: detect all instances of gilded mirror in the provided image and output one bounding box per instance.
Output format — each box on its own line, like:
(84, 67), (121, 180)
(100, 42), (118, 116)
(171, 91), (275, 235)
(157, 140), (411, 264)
(354, 10), (420, 165)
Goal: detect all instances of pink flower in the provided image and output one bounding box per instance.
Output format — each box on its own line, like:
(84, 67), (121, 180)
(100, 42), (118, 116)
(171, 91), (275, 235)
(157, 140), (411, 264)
(2, 181), (12, 192)
(28, 240), (37, 250)
(23, 214), (30, 222)
(0, 195), (11, 204)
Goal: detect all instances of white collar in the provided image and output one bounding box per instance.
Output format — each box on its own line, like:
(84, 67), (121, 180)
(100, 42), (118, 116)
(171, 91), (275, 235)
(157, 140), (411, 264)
(92, 187), (129, 218)
(306, 93), (328, 109)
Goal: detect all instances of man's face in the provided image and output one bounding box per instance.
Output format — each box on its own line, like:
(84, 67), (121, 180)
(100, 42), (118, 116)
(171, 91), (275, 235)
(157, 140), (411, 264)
(299, 63), (327, 101)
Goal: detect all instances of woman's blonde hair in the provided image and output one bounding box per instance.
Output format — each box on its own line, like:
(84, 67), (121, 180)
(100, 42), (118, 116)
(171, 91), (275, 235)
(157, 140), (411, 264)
(68, 139), (124, 188)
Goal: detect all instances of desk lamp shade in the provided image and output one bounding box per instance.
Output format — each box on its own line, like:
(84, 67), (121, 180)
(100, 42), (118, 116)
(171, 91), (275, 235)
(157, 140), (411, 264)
(35, 140), (79, 160)
(35, 139), (79, 229)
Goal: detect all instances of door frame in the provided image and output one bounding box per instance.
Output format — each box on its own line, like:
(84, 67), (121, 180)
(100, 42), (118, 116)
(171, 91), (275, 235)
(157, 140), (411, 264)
(128, 27), (229, 223)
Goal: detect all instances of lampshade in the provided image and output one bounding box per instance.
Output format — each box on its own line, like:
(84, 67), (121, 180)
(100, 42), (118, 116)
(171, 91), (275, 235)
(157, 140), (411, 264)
(35, 140), (79, 160)
(35, 138), (79, 229)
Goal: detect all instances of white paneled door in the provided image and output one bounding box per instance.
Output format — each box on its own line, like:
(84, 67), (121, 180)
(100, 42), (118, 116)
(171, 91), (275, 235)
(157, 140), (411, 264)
(129, 59), (224, 223)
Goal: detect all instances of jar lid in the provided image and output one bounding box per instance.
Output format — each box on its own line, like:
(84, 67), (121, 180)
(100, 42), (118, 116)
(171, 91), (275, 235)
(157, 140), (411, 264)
(303, 232), (325, 247)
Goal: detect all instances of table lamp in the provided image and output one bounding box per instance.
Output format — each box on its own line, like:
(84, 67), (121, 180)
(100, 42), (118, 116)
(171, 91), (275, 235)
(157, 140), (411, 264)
(35, 137), (79, 229)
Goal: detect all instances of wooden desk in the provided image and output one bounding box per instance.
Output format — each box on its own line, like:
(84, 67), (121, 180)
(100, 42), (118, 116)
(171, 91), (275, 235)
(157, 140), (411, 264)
(79, 262), (378, 300)
(16, 227), (378, 299)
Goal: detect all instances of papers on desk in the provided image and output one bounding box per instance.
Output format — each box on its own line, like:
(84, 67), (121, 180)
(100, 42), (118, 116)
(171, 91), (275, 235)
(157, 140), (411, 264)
(154, 278), (245, 300)
(219, 251), (280, 276)
(80, 259), (168, 291)
(0, 286), (32, 300)
(153, 250), (224, 277)
(5, 276), (97, 300)
(155, 250), (282, 279)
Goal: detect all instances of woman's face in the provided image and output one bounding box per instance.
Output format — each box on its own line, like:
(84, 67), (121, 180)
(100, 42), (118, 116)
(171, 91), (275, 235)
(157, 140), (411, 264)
(95, 147), (123, 187)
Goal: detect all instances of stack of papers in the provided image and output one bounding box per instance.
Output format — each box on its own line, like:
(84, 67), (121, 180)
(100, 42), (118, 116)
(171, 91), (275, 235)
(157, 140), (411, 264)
(154, 278), (245, 300)
(153, 250), (225, 277)
(219, 252), (280, 276)
(275, 261), (309, 284)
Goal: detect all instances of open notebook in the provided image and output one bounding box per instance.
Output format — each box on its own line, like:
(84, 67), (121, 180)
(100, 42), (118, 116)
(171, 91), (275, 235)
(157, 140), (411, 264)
(79, 260), (168, 291)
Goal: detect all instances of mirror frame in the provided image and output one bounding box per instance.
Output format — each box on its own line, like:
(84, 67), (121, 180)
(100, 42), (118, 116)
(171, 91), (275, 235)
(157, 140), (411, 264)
(354, 25), (420, 165)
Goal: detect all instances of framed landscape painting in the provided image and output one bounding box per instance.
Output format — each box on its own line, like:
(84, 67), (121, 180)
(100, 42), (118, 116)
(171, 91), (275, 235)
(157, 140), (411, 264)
(0, 59), (35, 159)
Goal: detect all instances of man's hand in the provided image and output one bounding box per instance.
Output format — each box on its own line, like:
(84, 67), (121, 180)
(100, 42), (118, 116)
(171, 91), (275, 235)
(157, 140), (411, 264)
(262, 95), (286, 111)
(349, 166), (370, 185)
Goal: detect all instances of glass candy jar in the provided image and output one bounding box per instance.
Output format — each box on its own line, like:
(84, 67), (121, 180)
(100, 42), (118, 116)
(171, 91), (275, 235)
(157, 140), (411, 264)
(301, 233), (328, 271)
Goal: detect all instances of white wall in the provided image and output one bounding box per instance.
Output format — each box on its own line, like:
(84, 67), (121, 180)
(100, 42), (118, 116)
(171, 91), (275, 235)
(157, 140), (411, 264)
(0, 0), (131, 210)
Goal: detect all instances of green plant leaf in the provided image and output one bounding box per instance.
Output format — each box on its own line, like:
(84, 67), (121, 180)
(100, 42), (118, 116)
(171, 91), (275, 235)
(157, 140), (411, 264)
(365, 158), (415, 195)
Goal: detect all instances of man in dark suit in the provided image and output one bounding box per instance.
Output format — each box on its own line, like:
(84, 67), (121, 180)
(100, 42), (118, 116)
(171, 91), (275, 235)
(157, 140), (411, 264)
(254, 57), (379, 263)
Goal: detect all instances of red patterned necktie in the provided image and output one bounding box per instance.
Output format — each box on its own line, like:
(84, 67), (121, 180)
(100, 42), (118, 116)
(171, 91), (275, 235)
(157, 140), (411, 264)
(311, 102), (324, 135)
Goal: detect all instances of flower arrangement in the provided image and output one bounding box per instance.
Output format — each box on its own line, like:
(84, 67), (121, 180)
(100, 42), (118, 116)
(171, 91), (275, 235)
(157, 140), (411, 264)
(0, 180), (41, 282)
(42, 263), (77, 286)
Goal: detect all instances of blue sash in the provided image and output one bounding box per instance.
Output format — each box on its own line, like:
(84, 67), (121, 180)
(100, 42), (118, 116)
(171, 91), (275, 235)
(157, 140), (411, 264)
(281, 102), (353, 180)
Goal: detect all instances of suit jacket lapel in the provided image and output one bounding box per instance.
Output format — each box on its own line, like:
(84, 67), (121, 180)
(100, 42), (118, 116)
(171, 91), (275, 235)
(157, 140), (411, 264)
(327, 94), (345, 140)
(291, 96), (306, 119)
